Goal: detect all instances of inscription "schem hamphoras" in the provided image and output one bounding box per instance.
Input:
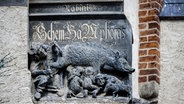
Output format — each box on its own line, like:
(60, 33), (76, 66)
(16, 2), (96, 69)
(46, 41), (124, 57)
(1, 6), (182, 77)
(31, 21), (126, 42)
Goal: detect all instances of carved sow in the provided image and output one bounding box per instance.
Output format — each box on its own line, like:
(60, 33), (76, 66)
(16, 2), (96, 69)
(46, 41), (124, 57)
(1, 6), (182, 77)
(49, 42), (135, 74)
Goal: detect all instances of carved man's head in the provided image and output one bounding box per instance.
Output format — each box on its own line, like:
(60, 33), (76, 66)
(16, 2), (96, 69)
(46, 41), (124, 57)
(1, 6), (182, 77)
(84, 67), (94, 75)
(29, 44), (49, 62)
(67, 66), (84, 77)
(95, 74), (106, 86)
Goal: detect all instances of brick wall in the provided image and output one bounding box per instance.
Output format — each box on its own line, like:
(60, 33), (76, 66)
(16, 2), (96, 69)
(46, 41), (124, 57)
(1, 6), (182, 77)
(138, 0), (163, 100)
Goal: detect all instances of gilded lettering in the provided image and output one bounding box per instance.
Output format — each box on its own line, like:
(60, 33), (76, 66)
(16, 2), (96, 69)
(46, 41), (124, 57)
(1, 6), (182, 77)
(70, 6), (75, 12)
(32, 23), (47, 41)
(81, 23), (89, 42)
(31, 21), (126, 42)
(66, 22), (77, 40)
(90, 23), (98, 39)
(107, 29), (113, 39)
(121, 29), (126, 39)
(64, 4), (94, 12)
(76, 30), (82, 40)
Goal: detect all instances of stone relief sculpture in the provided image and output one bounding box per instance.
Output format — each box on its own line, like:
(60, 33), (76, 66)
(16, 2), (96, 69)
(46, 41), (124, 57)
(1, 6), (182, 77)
(28, 41), (135, 101)
(28, 43), (62, 100)
(95, 74), (131, 97)
(66, 66), (84, 98)
(80, 66), (100, 98)
(47, 42), (135, 74)
(28, 0), (136, 103)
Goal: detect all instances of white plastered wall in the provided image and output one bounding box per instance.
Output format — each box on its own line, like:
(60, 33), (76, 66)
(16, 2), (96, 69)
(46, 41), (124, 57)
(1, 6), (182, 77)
(125, 0), (139, 98)
(0, 6), (32, 104)
(159, 21), (184, 104)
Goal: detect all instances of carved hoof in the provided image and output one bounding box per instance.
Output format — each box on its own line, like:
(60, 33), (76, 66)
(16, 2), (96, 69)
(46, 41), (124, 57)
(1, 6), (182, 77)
(92, 93), (97, 98)
(92, 90), (98, 98)
(83, 90), (88, 98)
(34, 92), (41, 101)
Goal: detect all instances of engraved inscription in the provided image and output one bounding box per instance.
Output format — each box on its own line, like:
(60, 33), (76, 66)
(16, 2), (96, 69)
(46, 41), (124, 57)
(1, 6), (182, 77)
(29, 3), (123, 14)
(31, 21), (126, 42)
(65, 4), (102, 12)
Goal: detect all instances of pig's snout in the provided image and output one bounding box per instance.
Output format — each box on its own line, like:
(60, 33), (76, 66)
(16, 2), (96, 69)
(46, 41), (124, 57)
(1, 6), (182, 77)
(125, 66), (135, 74)
(130, 68), (135, 73)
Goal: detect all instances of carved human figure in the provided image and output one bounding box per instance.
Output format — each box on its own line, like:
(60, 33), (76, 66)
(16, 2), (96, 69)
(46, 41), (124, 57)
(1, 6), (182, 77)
(81, 66), (100, 98)
(67, 66), (84, 98)
(28, 41), (134, 100)
(28, 43), (62, 100)
(43, 42), (63, 95)
(32, 64), (57, 100)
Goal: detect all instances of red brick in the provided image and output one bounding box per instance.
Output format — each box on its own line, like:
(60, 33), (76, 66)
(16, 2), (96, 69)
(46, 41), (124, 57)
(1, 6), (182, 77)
(148, 75), (160, 84)
(148, 62), (160, 69)
(148, 35), (160, 43)
(139, 50), (147, 56)
(140, 2), (161, 10)
(140, 69), (160, 76)
(148, 0), (161, 2)
(148, 9), (160, 15)
(139, 63), (148, 69)
(139, 0), (161, 86)
(139, 15), (159, 23)
(139, 0), (148, 3)
(149, 22), (160, 30)
(140, 29), (159, 36)
(140, 37), (147, 42)
(139, 76), (147, 83)
(139, 11), (147, 17)
(148, 49), (160, 57)
(139, 55), (159, 62)
(139, 3), (151, 9)
(160, 0), (163, 7)
(148, 0), (163, 7)
(139, 23), (147, 29)
(149, 2), (161, 10)
(140, 42), (159, 49)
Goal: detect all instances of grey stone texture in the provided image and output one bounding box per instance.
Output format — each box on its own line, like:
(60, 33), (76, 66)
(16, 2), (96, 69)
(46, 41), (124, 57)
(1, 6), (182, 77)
(159, 21), (184, 104)
(139, 81), (159, 99)
(0, 6), (33, 104)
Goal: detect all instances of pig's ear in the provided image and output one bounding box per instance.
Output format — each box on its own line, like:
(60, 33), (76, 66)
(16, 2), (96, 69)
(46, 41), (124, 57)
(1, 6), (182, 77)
(121, 51), (128, 60)
(115, 51), (120, 59)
